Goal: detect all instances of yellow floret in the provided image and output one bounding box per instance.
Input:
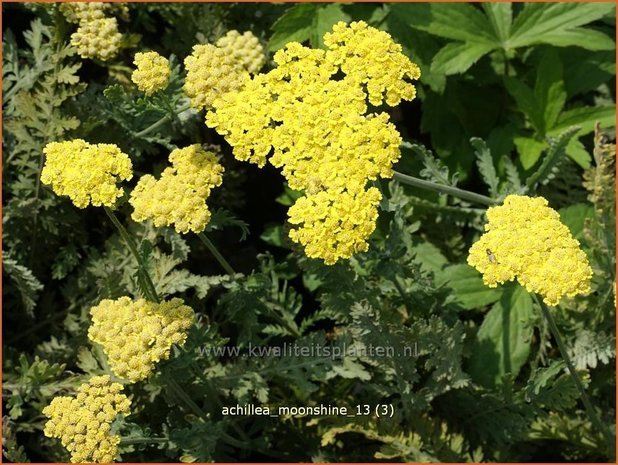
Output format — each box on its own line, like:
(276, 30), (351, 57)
(184, 44), (249, 110)
(42, 375), (130, 463)
(88, 297), (195, 383)
(216, 30), (266, 74)
(41, 139), (133, 209)
(131, 51), (171, 95)
(468, 195), (593, 306)
(129, 145), (224, 234)
(288, 188), (382, 265)
(70, 17), (122, 61)
(324, 21), (421, 106)
(59, 2), (108, 24)
(207, 22), (420, 264)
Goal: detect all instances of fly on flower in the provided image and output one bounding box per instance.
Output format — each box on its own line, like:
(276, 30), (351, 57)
(486, 248), (497, 264)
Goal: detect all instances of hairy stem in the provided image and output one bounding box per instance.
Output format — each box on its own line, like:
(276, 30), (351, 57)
(135, 102), (192, 138)
(392, 170), (496, 206)
(197, 232), (236, 275)
(535, 295), (615, 454)
(103, 207), (160, 303)
(120, 437), (169, 446)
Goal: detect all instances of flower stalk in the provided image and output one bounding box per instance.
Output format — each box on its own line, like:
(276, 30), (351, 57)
(103, 206), (160, 303)
(197, 232), (236, 275)
(535, 295), (615, 454)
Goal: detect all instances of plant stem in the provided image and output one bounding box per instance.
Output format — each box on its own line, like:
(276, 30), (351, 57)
(120, 437), (169, 446)
(392, 170), (496, 206)
(197, 232), (236, 275)
(163, 375), (246, 449)
(535, 295), (615, 454)
(103, 207), (160, 303)
(135, 102), (192, 138)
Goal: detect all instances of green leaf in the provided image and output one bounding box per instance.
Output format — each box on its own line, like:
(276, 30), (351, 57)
(525, 126), (580, 189)
(468, 285), (535, 388)
(3, 257), (43, 317)
(431, 41), (496, 75)
(508, 3), (615, 49)
(398, 3), (497, 45)
(482, 3), (512, 43)
(310, 3), (350, 48)
(412, 142), (459, 187)
(551, 105), (616, 136)
(268, 4), (318, 51)
(268, 3), (350, 51)
(565, 138), (592, 169)
(533, 27), (615, 51)
(436, 264), (503, 310)
(559, 203), (595, 241)
(534, 49), (566, 134)
(471, 137), (499, 198)
(504, 77), (540, 132)
(514, 135), (545, 170)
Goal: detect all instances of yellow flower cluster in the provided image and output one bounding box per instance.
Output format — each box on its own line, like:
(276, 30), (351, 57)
(324, 21), (420, 106)
(468, 195), (593, 306)
(129, 145), (224, 234)
(183, 44), (249, 110)
(42, 375), (131, 463)
(70, 16), (122, 61)
(89, 297), (195, 383)
(288, 188), (382, 265)
(215, 30), (266, 74)
(131, 51), (171, 95)
(207, 21), (419, 263)
(59, 2), (108, 23)
(41, 139), (133, 209)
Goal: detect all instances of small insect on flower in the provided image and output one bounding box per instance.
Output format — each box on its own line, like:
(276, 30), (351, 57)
(486, 248), (497, 264)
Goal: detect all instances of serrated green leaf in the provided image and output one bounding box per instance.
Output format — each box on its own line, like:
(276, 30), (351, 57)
(559, 203), (595, 241)
(534, 49), (566, 134)
(525, 126), (580, 189)
(471, 137), (499, 197)
(534, 27), (615, 51)
(508, 3), (615, 49)
(268, 4), (318, 51)
(431, 41), (495, 76)
(310, 3), (350, 48)
(514, 135), (545, 170)
(436, 264), (503, 310)
(468, 285), (535, 388)
(551, 105), (616, 136)
(398, 3), (497, 45)
(482, 3), (512, 43)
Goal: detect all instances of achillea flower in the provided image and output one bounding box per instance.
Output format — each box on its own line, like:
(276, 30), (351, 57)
(215, 30), (266, 74)
(41, 139), (133, 209)
(207, 21), (419, 264)
(184, 44), (249, 110)
(70, 17), (122, 61)
(42, 375), (131, 463)
(288, 188), (382, 265)
(324, 21), (421, 106)
(468, 195), (593, 306)
(129, 145), (224, 234)
(59, 2), (108, 24)
(88, 297), (195, 383)
(131, 51), (170, 95)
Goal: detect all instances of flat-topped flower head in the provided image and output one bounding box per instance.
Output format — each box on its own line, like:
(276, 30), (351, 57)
(324, 21), (421, 106)
(41, 139), (133, 209)
(132, 51), (171, 95)
(207, 22), (419, 264)
(184, 44), (249, 110)
(216, 30), (266, 74)
(59, 2), (108, 24)
(42, 375), (131, 463)
(288, 187), (382, 265)
(70, 17), (122, 61)
(468, 195), (593, 306)
(129, 145), (224, 234)
(88, 297), (195, 383)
